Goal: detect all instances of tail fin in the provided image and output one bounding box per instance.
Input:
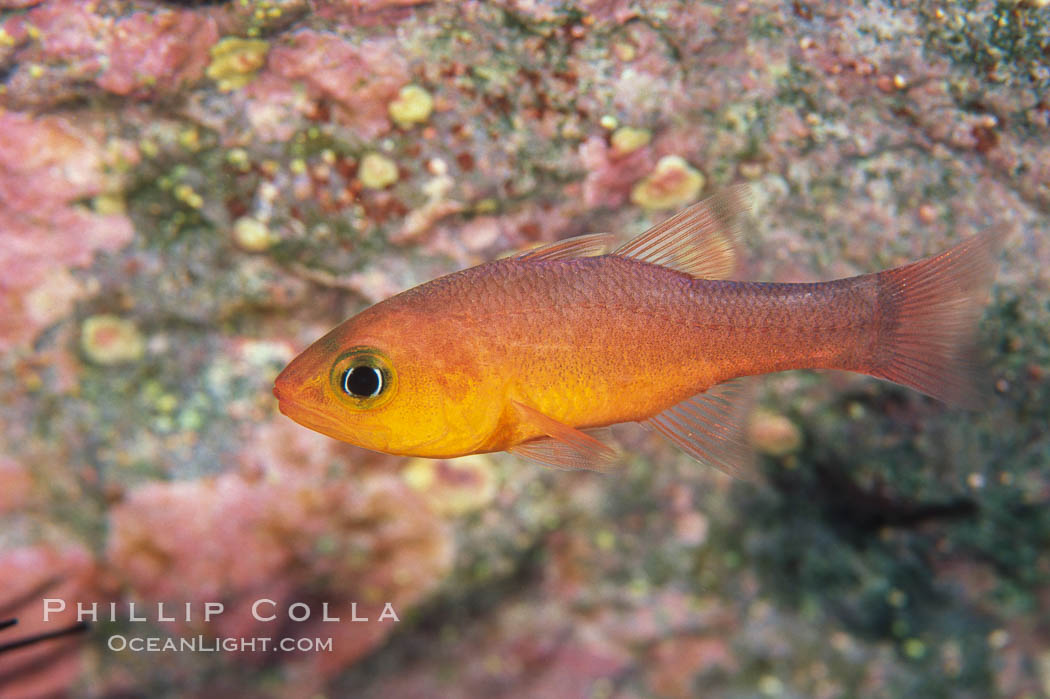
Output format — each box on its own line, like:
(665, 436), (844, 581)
(870, 229), (1005, 407)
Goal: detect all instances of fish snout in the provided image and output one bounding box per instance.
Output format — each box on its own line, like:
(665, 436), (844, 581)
(272, 371), (292, 403)
(273, 365), (297, 405)
(273, 349), (322, 405)
(273, 366), (323, 408)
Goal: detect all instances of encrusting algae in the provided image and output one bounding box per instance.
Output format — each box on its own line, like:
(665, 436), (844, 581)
(359, 153), (399, 190)
(389, 84), (435, 128)
(81, 314), (145, 365)
(611, 126), (651, 156)
(631, 155), (705, 210)
(205, 37), (269, 92)
(275, 186), (1003, 480)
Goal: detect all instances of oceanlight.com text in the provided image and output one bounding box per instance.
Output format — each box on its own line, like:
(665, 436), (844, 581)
(107, 635), (334, 653)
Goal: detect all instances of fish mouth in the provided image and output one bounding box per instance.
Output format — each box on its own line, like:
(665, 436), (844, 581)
(278, 401), (333, 435)
(275, 392), (354, 444)
(273, 374), (394, 451)
(273, 367), (346, 441)
(271, 374), (297, 406)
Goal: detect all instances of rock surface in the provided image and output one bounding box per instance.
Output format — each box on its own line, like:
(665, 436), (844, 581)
(1, 0), (1048, 696)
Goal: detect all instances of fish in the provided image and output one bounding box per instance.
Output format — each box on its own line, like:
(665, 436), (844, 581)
(273, 186), (1003, 479)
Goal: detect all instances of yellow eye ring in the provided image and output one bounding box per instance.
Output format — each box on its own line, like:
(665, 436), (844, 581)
(329, 347), (396, 410)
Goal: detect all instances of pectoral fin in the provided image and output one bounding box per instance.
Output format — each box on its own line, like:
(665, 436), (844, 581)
(507, 401), (619, 473)
(641, 379), (759, 481)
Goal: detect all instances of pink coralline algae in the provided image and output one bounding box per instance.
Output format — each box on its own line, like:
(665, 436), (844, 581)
(263, 30), (410, 139)
(0, 3), (217, 105)
(313, 0), (427, 26)
(361, 598), (635, 698)
(0, 112), (135, 351)
(645, 635), (736, 698)
(10, 0), (106, 64)
(0, 0), (107, 107)
(0, 546), (97, 699)
(95, 10), (219, 98)
(106, 420), (453, 679)
(0, 457), (31, 513)
(579, 135), (654, 208)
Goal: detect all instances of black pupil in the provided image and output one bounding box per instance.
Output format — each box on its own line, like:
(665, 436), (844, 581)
(343, 366), (382, 398)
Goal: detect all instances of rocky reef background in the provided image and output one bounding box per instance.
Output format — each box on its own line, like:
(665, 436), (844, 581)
(1, 0), (1048, 696)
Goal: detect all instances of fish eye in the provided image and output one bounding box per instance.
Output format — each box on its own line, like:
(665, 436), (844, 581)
(329, 348), (396, 409)
(342, 365), (383, 398)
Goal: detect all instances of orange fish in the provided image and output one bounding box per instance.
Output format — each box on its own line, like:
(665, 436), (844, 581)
(274, 187), (1002, 478)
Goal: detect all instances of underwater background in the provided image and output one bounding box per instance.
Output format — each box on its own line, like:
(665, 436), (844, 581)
(1, 0), (1049, 696)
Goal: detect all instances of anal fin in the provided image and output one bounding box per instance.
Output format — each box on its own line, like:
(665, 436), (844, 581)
(641, 379), (758, 481)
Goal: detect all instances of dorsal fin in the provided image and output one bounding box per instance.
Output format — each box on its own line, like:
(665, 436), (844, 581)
(516, 232), (616, 262)
(614, 185), (750, 279)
